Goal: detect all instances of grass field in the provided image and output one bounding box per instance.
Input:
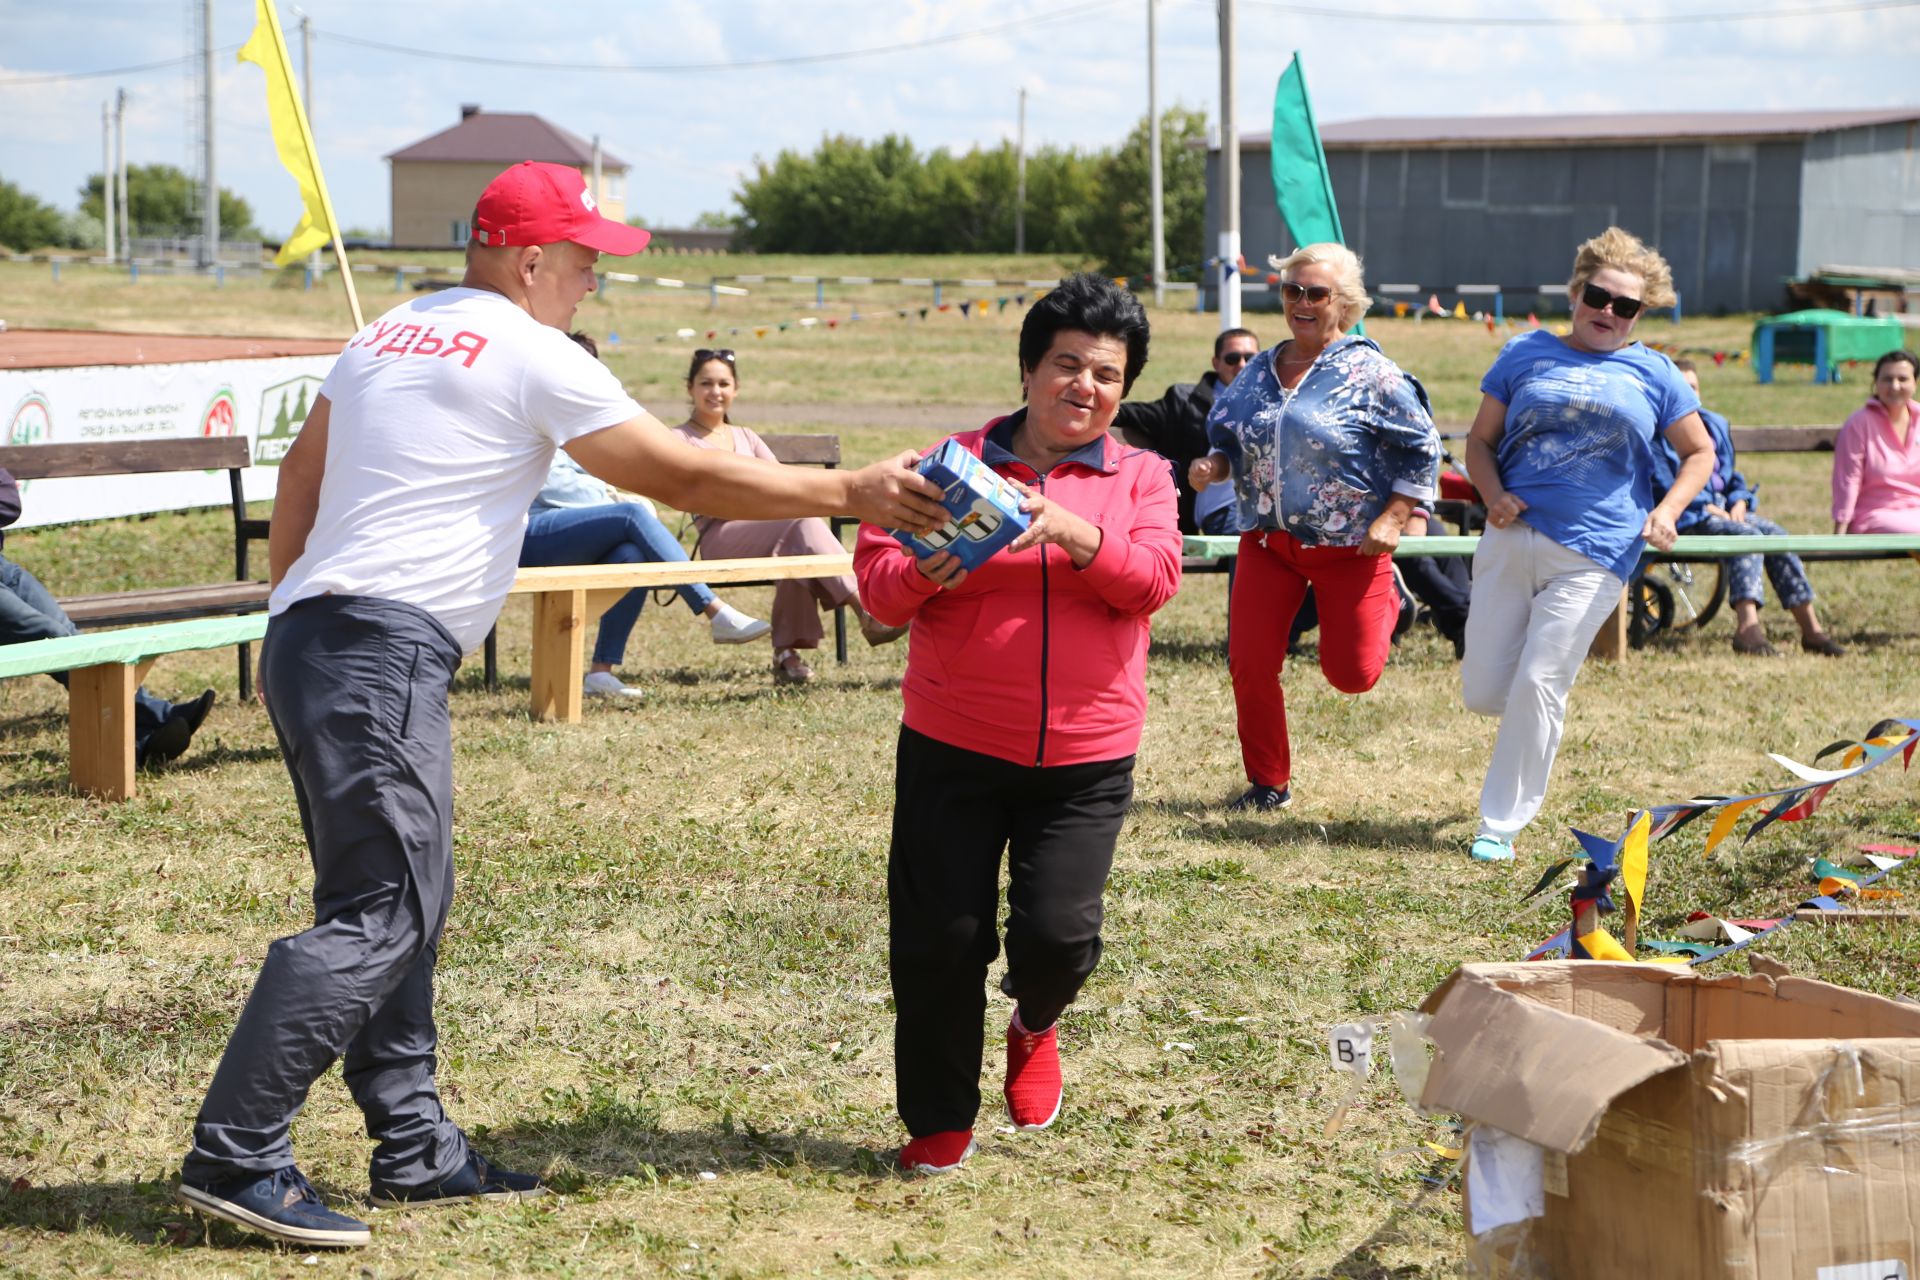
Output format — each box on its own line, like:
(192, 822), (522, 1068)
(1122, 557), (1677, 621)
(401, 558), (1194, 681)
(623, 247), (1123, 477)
(1, 257), (1916, 1278)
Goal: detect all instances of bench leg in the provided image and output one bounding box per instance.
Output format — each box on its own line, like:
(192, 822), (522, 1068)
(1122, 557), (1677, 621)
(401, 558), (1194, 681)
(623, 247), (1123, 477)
(484, 626), (498, 694)
(530, 590), (587, 723)
(834, 605), (848, 665)
(1588, 585), (1630, 662)
(69, 662), (139, 801)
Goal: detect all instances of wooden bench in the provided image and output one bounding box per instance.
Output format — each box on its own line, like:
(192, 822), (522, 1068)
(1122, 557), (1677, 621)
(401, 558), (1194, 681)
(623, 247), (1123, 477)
(482, 431), (856, 691)
(0, 439), (270, 697)
(505, 554), (854, 723)
(0, 614), (267, 800)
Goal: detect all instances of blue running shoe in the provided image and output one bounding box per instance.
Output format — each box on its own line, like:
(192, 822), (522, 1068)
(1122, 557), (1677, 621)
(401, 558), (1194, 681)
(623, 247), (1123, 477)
(369, 1150), (546, 1208)
(1470, 836), (1516, 863)
(1228, 784), (1292, 813)
(175, 1166), (370, 1248)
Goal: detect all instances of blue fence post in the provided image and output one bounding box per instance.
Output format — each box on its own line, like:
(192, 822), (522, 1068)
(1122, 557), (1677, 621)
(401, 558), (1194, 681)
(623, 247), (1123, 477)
(1195, 283), (1204, 314)
(933, 281), (943, 308)
(1494, 290), (1504, 325)
(304, 265), (314, 291)
(215, 265), (225, 288)
(1672, 291), (1683, 324)
(709, 277), (719, 309)
(1813, 326), (1832, 385)
(815, 279), (825, 308)
(128, 261), (138, 283)
(394, 266), (406, 292)
(51, 260), (60, 283)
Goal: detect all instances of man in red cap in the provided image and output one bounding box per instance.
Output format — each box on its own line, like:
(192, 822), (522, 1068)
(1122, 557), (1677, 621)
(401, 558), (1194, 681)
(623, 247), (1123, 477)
(175, 161), (945, 1248)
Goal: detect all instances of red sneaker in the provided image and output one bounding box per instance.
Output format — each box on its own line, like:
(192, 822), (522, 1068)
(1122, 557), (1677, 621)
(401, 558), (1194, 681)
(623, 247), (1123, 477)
(1004, 1013), (1063, 1131)
(898, 1130), (976, 1174)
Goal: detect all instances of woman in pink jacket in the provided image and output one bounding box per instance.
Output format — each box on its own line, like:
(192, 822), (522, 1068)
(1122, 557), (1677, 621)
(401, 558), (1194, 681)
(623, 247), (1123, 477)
(854, 273), (1182, 1176)
(1833, 350), (1920, 534)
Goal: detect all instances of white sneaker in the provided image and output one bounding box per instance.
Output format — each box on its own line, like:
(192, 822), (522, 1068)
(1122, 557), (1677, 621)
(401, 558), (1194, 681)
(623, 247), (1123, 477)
(582, 671), (643, 699)
(709, 603), (772, 645)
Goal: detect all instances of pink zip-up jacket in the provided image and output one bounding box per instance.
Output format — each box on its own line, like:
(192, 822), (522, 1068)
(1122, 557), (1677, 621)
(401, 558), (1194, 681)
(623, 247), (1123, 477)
(1832, 396), (1920, 534)
(854, 414), (1182, 768)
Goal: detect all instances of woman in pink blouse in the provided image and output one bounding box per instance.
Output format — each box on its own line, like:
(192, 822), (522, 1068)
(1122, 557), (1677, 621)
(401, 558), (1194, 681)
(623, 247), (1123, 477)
(671, 350), (905, 683)
(1833, 350), (1920, 535)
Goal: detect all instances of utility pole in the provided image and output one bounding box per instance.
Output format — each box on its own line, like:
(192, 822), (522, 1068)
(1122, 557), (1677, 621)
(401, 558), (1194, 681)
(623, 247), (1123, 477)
(592, 134), (603, 208)
(1217, 0), (1241, 329)
(200, 0), (219, 268)
(116, 88), (129, 262)
(1147, 0), (1164, 307)
(302, 11), (318, 274)
(102, 102), (116, 263)
(1015, 87), (1027, 255)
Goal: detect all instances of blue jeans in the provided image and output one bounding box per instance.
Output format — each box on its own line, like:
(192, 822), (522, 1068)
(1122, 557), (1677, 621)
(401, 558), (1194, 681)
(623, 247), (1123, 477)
(519, 504), (716, 666)
(1680, 513), (1814, 610)
(0, 555), (175, 748)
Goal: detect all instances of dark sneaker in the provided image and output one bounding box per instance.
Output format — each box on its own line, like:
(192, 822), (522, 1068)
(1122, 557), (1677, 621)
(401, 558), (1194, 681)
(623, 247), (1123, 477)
(175, 1166), (371, 1248)
(369, 1150), (546, 1208)
(1227, 784), (1292, 813)
(137, 715), (193, 768)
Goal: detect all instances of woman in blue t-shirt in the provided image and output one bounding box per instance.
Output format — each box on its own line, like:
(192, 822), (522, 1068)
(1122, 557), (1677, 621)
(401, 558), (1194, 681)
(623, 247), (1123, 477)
(1460, 227), (1715, 863)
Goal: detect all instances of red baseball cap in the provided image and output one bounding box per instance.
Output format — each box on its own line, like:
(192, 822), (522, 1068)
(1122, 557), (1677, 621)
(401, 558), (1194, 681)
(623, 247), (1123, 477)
(471, 161), (651, 256)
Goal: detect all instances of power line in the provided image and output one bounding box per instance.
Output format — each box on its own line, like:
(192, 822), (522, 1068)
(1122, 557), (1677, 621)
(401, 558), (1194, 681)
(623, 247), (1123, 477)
(1216, 0), (1920, 25)
(313, 1), (1120, 72)
(0, 46), (240, 87)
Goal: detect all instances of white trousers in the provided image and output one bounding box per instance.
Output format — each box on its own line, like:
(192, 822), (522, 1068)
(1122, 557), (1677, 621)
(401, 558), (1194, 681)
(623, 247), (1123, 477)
(1460, 523), (1624, 841)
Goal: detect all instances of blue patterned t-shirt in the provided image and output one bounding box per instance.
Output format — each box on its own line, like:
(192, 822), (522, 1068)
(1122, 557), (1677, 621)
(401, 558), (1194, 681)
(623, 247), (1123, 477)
(1482, 330), (1700, 580)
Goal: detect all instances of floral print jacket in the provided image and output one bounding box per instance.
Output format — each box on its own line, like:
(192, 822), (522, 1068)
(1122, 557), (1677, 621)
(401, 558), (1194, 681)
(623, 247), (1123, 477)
(1205, 335), (1440, 547)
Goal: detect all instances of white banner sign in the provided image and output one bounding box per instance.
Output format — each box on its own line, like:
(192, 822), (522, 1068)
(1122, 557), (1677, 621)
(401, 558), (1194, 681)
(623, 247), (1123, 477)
(1, 353), (336, 528)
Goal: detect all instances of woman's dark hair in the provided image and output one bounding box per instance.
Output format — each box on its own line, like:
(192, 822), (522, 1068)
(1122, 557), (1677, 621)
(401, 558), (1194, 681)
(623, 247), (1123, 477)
(568, 331), (599, 359)
(1018, 272), (1150, 396)
(686, 348), (738, 385)
(1874, 349), (1918, 381)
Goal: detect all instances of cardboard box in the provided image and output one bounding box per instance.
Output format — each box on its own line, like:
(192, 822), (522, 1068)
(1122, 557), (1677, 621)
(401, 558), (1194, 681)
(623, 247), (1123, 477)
(1418, 962), (1920, 1279)
(891, 439), (1029, 571)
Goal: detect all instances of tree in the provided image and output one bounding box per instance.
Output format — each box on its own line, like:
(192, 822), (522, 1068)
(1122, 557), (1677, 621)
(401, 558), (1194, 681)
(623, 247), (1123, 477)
(690, 209), (734, 230)
(1084, 107), (1210, 282)
(728, 111), (1208, 275)
(79, 164), (256, 240)
(0, 177), (66, 252)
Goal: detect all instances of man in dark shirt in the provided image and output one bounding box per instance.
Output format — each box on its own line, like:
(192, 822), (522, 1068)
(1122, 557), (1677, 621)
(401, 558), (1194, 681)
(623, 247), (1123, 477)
(1115, 327), (1259, 534)
(0, 468), (215, 764)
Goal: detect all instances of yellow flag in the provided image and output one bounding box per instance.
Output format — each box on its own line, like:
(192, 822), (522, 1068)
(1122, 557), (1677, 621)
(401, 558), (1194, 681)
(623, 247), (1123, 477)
(1702, 797), (1760, 857)
(1575, 929), (1634, 962)
(238, 0), (334, 267)
(1619, 811), (1651, 914)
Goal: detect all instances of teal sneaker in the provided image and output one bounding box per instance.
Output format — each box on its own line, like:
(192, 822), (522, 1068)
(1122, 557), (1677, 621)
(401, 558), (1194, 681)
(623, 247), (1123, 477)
(1469, 836), (1515, 863)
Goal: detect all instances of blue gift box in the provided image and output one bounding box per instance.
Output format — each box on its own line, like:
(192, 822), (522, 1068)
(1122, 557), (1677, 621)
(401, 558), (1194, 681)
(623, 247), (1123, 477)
(891, 439), (1030, 571)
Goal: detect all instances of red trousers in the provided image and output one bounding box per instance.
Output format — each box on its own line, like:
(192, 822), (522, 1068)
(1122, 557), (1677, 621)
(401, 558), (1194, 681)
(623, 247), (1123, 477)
(1227, 530), (1398, 788)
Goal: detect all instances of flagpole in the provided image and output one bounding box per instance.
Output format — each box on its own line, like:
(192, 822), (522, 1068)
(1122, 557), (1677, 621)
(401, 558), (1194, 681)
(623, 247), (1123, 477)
(259, 0), (362, 329)
(1217, 0), (1241, 331)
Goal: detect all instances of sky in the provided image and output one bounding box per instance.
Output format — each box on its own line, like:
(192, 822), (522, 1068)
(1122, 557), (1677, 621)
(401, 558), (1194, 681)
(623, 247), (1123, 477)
(1, 0), (1916, 241)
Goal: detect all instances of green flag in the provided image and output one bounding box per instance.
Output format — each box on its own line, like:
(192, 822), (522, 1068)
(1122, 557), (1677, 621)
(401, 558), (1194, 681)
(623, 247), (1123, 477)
(1270, 53), (1343, 248)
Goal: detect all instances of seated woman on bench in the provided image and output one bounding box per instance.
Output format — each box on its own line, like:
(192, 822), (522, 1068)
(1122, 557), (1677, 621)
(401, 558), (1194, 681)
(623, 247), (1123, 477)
(1652, 359), (1844, 658)
(517, 333), (772, 701)
(670, 349), (906, 685)
(0, 466), (216, 763)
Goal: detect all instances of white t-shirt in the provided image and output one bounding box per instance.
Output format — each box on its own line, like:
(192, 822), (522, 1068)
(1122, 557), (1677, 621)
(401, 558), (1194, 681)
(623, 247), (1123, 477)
(270, 288), (642, 649)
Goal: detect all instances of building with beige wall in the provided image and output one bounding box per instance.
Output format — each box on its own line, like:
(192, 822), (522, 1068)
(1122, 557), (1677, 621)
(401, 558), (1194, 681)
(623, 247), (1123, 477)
(386, 106), (629, 248)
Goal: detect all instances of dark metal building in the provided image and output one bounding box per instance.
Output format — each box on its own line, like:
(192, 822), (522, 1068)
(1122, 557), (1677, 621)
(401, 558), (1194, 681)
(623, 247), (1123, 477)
(1205, 108), (1920, 315)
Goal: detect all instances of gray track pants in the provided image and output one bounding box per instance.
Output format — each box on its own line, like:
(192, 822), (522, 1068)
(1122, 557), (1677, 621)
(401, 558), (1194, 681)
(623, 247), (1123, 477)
(183, 595), (469, 1189)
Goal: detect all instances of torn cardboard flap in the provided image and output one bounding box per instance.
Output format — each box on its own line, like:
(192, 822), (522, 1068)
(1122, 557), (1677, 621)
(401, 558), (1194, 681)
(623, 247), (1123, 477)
(1419, 964), (1688, 1154)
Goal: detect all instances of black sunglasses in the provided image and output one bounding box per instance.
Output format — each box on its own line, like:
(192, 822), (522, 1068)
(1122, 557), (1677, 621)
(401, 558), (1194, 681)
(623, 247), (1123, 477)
(694, 347), (737, 364)
(1280, 282), (1334, 304)
(1579, 282), (1643, 320)
(1220, 350), (1256, 366)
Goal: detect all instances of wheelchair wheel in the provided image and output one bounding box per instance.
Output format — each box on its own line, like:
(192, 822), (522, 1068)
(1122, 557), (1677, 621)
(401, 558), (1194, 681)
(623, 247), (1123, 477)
(1655, 560), (1727, 631)
(1629, 577), (1674, 650)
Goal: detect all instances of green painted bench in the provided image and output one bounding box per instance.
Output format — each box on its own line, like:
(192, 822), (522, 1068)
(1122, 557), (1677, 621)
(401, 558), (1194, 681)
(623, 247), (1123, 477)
(1181, 533), (1920, 659)
(0, 614), (267, 800)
